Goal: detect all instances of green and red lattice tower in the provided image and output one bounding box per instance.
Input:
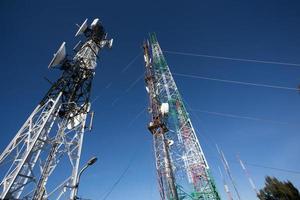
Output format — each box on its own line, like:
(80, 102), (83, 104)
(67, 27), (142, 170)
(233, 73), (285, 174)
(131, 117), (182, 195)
(143, 33), (220, 200)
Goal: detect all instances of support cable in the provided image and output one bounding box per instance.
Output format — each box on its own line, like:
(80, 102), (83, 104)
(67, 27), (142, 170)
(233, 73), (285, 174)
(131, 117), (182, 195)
(164, 50), (300, 68)
(173, 72), (298, 91)
(121, 52), (142, 73)
(91, 53), (143, 106)
(111, 72), (144, 106)
(244, 162), (300, 175)
(127, 107), (147, 127)
(183, 99), (300, 178)
(101, 152), (137, 200)
(189, 109), (293, 125)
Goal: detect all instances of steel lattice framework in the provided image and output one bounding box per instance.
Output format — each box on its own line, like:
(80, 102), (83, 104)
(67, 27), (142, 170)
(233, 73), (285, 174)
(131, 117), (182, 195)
(0, 18), (112, 200)
(143, 33), (220, 200)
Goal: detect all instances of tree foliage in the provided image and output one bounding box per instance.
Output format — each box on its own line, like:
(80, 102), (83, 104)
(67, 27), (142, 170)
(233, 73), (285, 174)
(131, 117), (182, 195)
(257, 176), (300, 200)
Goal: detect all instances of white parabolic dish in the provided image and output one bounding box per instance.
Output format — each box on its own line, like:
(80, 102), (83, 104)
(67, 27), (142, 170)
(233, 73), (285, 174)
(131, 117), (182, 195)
(48, 42), (66, 68)
(75, 19), (88, 37)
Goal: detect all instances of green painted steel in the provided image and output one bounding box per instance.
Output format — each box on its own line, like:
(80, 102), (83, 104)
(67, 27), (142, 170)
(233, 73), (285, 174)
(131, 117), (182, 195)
(148, 32), (221, 200)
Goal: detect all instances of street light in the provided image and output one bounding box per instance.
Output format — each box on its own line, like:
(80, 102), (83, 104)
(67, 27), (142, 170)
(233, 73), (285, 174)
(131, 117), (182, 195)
(73, 156), (98, 200)
(87, 157), (97, 166)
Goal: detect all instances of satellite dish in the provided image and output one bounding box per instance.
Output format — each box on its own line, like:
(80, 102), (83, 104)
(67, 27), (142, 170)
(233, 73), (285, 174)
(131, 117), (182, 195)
(99, 38), (113, 49)
(75, 19), (88, 37)
(67, 113), (84, 130)
(107, 38), (113, 48)
(91, 18), (100, 29)
(67, 103), (91, 129)
(48, 42), (66, 68)
(145, 86), (149, 93)
(167, 139), (174, 146)
(160, 102), (169, 115)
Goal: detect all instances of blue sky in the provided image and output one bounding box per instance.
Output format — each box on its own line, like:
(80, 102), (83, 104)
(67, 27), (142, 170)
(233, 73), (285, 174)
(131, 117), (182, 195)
(1, 0), (300, 199)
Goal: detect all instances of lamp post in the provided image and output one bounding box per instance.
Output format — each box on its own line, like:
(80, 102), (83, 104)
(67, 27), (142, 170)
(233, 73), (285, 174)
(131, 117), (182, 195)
(73, 157), (98, 200)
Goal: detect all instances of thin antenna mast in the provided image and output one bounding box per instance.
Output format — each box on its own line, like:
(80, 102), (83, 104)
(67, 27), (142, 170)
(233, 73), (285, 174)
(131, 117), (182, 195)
(217, 145), (242, 200)
(218, 166), (233, 200)
(237, 155), (259, 196)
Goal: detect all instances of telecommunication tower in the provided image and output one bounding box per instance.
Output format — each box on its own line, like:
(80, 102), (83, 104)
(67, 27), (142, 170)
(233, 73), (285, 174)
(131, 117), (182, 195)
(0, 18), (112, 200)
(143, 33), (220, 200)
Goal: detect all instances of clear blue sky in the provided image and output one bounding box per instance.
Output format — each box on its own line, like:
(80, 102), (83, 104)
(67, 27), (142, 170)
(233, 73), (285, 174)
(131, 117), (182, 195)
(1, 0), (300, 199)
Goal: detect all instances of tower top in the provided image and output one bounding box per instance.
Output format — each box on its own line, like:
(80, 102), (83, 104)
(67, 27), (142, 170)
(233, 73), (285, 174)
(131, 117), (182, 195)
(48, 18), (113, 69)
(76, 18), (108, 45)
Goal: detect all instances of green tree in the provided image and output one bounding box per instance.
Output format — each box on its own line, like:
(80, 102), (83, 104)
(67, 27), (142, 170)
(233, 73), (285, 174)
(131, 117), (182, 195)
(258, 176), (300, 200)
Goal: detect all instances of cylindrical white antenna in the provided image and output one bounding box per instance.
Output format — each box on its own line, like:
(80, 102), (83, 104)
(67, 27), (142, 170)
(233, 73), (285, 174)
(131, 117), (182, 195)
(218, 166), (233, 200)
